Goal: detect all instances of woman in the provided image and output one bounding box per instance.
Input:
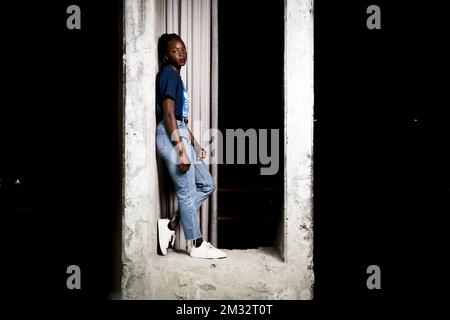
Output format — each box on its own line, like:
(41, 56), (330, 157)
(155, 33), (226, 259)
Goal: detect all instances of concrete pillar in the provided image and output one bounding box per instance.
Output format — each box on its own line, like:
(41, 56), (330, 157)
(283, 0), (314, 297)
(122, 0), (159, 299)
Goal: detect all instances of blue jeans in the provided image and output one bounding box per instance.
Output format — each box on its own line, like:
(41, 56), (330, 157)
(155, 120), (215, 240)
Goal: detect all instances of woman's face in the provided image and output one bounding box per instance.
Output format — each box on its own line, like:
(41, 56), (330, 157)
(166, 39), (187, 68)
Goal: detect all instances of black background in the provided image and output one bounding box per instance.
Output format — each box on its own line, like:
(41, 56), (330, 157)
(1, 0), (122, 300)
(314, 0), (448, 303)
(0, 0), (448, 312)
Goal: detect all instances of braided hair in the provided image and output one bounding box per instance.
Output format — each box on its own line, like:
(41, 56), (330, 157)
(158, 33), (183, 69)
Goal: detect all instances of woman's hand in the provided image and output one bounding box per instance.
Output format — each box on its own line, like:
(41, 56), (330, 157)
(188, 128), (206, 160)
(176, 142), (191, 173)
(194, 144), (207, 160)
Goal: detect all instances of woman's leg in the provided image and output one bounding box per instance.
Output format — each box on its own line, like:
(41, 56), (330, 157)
(156, 122), (227, 258)
(193, 160), (216, 210)
(166, 145), (215, 231)
(156, 121), (201, 241)
(166, 161), (214, 236)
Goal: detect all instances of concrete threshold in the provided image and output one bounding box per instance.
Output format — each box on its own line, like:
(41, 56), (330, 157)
(143, 247), (308, 299)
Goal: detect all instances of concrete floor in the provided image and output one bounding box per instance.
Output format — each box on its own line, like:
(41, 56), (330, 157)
(137, 247), (312, 300)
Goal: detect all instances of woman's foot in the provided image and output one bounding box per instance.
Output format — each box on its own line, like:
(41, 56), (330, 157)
(189, 241), (227, 259)
(157, 219), (175, 256)
(168, 215), (180, 231)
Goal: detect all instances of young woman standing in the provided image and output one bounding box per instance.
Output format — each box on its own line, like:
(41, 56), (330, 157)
(155, 33), (226, 259)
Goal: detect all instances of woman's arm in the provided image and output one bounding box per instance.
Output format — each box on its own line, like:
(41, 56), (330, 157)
(162, 98), (191, 172)
(187, 128), (206, 159)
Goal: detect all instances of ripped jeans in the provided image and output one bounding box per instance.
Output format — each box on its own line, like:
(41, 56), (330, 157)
(155, 119), (215, 240)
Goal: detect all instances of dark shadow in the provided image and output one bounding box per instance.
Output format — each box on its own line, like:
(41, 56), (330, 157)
(217, 0), (285, 249)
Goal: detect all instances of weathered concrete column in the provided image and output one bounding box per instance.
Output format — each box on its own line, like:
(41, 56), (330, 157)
(121, 0), (160, 299)
(283, 0), (314, 298)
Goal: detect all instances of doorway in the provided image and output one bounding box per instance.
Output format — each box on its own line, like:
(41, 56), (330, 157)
(217, 0), (285, 249)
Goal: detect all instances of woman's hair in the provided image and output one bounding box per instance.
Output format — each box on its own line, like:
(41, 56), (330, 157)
(158, 33), (183, 69)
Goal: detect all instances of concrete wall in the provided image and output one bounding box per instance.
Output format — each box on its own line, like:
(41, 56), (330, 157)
(283, 0), (314, 296)
(122, 0), (159, 299)
(121, 0), (314, 299)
